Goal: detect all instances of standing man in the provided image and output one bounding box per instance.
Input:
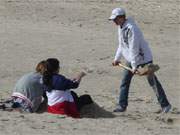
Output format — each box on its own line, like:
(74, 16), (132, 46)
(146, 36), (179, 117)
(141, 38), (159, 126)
(109, 8), (171, 113)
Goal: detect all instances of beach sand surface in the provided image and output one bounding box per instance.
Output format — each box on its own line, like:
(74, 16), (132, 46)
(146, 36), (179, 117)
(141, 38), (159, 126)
(0, 0), (179, 135)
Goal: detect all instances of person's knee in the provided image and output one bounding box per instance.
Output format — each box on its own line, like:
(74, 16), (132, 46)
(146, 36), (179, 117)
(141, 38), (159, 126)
(79, 95), (93, 105)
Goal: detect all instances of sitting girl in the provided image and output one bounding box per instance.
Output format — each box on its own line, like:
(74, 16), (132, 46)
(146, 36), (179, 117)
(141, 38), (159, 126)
(0, 60), (47, 113)
(43, 58), (93, 118)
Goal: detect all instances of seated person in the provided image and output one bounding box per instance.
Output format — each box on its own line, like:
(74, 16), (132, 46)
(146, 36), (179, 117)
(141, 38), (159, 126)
(0, 61), (47, 113)
(43, 58), (93, 118)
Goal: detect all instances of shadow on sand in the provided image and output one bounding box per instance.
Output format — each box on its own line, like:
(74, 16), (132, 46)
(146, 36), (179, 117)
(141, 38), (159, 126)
(34, 100), (116, 118)
(80, 102), (115, 118)
(36, 101), (115, 118)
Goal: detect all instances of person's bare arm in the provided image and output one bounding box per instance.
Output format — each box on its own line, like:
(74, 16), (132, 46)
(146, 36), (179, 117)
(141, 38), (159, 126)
(72, 72), (86, 84)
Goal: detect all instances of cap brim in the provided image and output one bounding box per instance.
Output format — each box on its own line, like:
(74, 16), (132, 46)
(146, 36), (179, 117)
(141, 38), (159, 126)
(108, 15), (117, 20)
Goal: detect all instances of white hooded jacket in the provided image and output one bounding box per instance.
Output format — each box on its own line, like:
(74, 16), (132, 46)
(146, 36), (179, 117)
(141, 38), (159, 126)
(114, 17), (153, 70)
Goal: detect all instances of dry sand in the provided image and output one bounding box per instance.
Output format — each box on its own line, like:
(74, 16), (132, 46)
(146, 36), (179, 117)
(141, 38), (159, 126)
(0, 0), (180, 135)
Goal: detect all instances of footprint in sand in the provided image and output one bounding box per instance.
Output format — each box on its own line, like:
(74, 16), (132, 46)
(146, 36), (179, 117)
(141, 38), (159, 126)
(171, 107), (180, 114)
(96, 69), (109, 75)
(155, 115), (176, 125)
(99, 56), (111, 61)
(0, 119), (9, 121)
(129, 98), (144, 102)
(15, 115), (25, 119)
(76, 59), (85, 63)
(31, 126), (46, 129)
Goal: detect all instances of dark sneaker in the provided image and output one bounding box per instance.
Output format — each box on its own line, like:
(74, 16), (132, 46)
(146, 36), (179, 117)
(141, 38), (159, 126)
(162, 104), (171, 113)
(113, 105), (126, 112)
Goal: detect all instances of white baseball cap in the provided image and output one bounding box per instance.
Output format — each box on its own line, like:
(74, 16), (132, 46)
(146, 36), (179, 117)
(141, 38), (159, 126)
(109, 8), (126, 20)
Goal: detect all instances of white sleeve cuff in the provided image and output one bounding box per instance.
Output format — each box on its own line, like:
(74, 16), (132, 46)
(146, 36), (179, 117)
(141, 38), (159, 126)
(131, 62), (137, 70)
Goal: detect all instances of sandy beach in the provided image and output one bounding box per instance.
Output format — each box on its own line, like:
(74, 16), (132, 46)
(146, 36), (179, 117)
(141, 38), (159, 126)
(0, 0), (179, 135)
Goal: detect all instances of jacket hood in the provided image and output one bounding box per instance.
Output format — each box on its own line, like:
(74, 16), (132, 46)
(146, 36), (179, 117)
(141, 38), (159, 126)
(121, 17), (135, 29)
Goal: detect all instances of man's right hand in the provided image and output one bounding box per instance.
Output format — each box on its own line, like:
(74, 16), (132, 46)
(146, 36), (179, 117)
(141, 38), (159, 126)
(112, 60), (121, 66)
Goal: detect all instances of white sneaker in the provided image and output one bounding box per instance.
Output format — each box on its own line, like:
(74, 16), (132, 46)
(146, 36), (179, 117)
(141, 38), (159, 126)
(162, 104), (171, 113)
(113, 105), (126, 112)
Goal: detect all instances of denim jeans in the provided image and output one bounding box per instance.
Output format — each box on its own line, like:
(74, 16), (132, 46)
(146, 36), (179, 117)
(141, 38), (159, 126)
(119, 62), (170, 108)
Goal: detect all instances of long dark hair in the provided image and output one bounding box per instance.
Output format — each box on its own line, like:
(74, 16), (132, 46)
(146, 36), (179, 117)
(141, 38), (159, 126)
(43, 58), (60, 91)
